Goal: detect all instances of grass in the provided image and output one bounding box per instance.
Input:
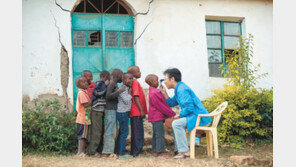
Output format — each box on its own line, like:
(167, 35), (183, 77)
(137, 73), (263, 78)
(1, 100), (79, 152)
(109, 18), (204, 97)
(22, 141), (272, 167)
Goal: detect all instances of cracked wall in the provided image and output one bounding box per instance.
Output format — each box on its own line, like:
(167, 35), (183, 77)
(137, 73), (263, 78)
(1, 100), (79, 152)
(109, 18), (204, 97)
(23, 0), (74, 111)
(23, 0), (273, 105)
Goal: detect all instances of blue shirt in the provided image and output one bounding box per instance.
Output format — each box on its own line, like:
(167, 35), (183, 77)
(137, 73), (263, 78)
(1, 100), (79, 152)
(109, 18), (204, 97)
(166, 81), (212, 131)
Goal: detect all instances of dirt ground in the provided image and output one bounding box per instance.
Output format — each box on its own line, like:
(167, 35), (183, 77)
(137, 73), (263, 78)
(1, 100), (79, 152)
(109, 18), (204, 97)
(22, 141), (272, 167)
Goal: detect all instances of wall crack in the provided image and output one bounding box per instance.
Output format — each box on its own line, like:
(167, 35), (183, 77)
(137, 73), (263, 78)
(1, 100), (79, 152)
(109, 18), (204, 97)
(134, 0), (154, 16)
(134, 21), (152, 45)
(55, 0), (71, 12)
(50, 10), (71, 111)
(133, 0), (154, 45)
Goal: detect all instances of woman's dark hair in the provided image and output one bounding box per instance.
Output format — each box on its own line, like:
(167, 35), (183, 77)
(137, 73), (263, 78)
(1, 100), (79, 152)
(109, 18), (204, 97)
(163, 68), (182, 82)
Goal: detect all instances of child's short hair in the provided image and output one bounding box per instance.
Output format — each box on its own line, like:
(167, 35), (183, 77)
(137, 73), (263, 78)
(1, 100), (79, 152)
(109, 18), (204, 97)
(82, 70), (92, 77)
(100, 70), (110, 79)
(110, 69), (123, 80)
(145, 74), (158, 86)
(127, 65), (139, 76)
(75, 76), (85, 88)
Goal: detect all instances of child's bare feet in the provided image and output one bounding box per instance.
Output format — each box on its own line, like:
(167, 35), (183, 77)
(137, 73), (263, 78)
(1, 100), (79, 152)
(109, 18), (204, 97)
(92, 152), (100, 157)
(75, 152), (86, 157)
(152, 153), (158, 157)
(158, 153), (170, 158)
(101, 153), (117, 158)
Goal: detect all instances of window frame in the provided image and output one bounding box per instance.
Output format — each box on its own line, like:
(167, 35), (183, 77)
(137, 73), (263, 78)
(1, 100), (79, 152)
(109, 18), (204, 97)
(206, 20), (242, 77)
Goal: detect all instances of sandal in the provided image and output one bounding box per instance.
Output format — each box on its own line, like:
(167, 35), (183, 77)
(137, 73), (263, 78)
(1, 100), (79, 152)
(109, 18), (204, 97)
(184, 152), (190, 157)
(174, 153), (186, 159)
(118, 154), (132, 159)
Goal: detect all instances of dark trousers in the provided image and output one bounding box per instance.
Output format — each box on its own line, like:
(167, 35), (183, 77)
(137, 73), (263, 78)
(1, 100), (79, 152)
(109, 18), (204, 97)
(88, 111), (105, 155)
(152, 121), (165, 153)
(130, 116), (144, 157)
(115, 112), (129, 155)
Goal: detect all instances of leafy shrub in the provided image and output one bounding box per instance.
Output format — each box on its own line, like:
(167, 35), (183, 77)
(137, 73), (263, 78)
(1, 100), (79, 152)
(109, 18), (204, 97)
(203, 85), (273, 148)
(222, 34), (268, 89)
(201, 34), (273, 148)
(22, 99), (77, 153)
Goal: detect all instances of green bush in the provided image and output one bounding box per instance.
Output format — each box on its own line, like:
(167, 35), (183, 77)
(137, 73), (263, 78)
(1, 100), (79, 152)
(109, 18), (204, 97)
(22, 99), (77, 153)
(203, 85), (273, 148)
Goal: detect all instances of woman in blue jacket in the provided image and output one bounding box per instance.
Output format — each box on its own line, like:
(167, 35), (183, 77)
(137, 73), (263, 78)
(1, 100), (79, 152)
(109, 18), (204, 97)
(160, 68), (212, 159)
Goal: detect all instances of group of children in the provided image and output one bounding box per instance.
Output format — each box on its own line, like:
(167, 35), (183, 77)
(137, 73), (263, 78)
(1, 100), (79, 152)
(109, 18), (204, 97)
(75, 66), (176, 159)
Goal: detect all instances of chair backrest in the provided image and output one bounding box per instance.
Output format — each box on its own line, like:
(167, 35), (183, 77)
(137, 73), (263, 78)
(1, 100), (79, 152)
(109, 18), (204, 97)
(211, 101), (228, 128)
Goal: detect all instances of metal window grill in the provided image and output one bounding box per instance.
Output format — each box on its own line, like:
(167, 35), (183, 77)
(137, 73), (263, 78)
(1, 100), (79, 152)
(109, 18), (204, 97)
(205, 20), (242, 77)
(106, 31), (118, 47)
(73, 0), (132, 15)
(73, 31), (86, 46)
(120, 32), (133, 48)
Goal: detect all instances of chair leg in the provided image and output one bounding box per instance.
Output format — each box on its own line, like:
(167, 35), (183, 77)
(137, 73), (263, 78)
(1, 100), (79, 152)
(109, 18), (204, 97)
(205, 131), (210, 157)
(189, 129), (196, 159)
(208, 131), (213, 157)
(212, 129), (219, 159)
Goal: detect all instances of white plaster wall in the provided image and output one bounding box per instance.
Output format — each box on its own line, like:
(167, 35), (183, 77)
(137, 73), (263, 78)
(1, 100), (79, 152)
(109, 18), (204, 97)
(196, 0), (273, 91)
(23, 0), (75, 100)
(22, 0), (273, 103)
(132, 0), (273, 98)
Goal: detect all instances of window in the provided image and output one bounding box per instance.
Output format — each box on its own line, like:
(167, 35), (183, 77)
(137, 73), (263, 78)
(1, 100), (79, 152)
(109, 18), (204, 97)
(106, 31), (118, 47)
(88, 31), (101, 46)
(73, 30), (102, 47)
(120, 32), (133, 48)
(206, 20), (242, 77)
(73, 31), (86, 46)
(73, 0), (132, 15)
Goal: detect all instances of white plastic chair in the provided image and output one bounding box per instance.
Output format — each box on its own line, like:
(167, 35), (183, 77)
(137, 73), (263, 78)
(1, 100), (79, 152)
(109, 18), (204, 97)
(189, 101), (228, 159)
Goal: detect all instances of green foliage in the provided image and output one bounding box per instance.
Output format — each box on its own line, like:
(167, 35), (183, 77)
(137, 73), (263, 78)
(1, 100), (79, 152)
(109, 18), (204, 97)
(221, 34), (268, 89)
(22, 99), (77, 153)
(205, 34), (273, 148)
(203, 85), (273, 148)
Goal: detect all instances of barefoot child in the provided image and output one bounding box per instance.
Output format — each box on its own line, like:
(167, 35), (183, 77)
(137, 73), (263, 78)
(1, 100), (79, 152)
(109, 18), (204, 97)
(127, 65), (148, 157)
(75, 76), (92, 157)
(145, 74), (176, 158)
(102, 69), (125, 157)
(115, 73), (134, 159)
(88, 71), (110, 156)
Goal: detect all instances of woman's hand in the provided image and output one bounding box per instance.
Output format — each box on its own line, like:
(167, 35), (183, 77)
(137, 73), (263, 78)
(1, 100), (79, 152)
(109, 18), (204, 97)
(164, 117), (174, 128)
(174, 115), (180, 119)
(160, 85), (169, 99)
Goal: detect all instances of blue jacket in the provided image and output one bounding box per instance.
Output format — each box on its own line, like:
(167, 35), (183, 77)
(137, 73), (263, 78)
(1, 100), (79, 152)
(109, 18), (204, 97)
(166, 82), (212, 131)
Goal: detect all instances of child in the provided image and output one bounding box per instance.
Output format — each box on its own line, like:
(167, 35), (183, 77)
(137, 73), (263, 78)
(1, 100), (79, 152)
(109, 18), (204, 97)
(115, 73), (134, 159)
(82, 70), (96, 98)
(88, 71), (110, 156)
(75, 76), (92, 157)
(145, 74), (176, 158)
(102, 69), (125, 157)
(127, 65), (148, 157)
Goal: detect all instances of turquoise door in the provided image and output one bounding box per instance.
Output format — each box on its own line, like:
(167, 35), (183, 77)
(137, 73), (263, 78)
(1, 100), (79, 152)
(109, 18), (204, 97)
(71, 13), (135, 110)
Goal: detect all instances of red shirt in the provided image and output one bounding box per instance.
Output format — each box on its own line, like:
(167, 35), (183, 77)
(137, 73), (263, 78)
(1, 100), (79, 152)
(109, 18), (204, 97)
(86, 82), (96, 99)
(130, 79), (147, 117)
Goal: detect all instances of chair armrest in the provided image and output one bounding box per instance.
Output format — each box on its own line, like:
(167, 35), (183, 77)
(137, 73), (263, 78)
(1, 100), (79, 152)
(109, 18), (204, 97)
(194, 113), (219, 128)
(198, 113), (220, 117)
